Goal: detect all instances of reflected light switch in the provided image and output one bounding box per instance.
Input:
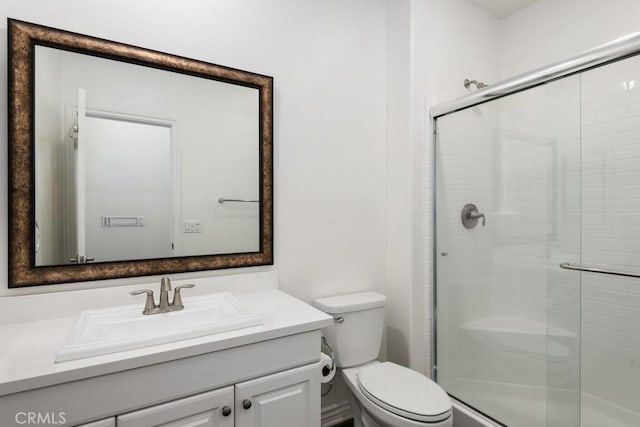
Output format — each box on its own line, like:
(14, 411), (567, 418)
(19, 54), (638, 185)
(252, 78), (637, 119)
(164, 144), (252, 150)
(183, 220), (201, 233)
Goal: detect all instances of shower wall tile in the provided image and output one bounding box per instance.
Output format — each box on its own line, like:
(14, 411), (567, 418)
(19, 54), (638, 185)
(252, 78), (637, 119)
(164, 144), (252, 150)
(425, 127), (434, 374)
(580, 53), (640, 424)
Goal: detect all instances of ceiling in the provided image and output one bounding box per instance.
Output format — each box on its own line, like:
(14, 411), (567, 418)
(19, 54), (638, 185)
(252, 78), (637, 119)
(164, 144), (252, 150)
(465, 0), (540, 19)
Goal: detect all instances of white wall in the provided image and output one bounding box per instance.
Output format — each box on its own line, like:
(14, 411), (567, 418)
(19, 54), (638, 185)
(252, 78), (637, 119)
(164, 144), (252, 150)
(1, 0), (387, 420)
(385, 0), (499, 375)
(385, 0), (414, 372)
(499, 0), (640, 79)
(0, 0), (388, 299)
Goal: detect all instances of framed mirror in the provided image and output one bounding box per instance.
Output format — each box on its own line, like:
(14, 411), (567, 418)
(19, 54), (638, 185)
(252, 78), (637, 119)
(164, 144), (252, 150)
(8, 19), (273, 287)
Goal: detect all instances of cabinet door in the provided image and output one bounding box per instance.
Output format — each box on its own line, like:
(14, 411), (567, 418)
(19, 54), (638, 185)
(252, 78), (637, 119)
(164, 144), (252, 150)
(235, 362), (320, 427)
(117, 386), (234, 427)
(76, 418), (115, 427)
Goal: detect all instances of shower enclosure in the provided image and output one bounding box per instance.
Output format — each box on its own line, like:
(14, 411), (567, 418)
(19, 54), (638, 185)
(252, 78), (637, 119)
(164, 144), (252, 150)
(432, 36), (640, 427)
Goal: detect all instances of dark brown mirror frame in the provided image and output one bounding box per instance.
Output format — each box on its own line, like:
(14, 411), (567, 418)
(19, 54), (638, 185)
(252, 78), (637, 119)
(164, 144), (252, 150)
(8, 19), (273, 287)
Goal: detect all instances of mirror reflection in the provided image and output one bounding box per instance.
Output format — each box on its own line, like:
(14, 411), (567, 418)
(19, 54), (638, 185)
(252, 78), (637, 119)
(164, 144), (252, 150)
(34, 46), (260, 266)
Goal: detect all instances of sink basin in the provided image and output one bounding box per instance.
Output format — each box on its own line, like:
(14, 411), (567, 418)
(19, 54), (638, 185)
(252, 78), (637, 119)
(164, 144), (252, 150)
(56, 292), (262, 362)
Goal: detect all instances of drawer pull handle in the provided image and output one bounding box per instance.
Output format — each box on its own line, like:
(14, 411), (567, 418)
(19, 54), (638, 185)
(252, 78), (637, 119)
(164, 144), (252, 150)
(222, 405), (232, 417)
(242, 399), (252, 410)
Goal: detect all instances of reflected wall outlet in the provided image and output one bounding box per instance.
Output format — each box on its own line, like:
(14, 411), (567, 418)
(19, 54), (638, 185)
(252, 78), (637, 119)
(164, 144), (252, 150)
(183, 220), (201, 233)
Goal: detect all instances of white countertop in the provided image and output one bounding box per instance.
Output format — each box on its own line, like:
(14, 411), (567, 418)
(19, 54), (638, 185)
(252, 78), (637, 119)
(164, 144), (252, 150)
(0, 289), (333, 397)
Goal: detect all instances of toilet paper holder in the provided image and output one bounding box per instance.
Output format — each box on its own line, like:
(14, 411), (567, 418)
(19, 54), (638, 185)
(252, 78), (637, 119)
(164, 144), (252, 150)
(320, 335), (336, 396)
(321, 335), (335, 376)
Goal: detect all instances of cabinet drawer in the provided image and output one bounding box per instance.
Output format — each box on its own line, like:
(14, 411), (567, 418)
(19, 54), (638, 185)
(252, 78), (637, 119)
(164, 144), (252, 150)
(117, 386), (234, 427)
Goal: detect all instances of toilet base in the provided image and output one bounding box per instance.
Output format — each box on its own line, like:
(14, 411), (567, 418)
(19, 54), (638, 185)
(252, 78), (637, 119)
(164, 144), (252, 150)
(346, 390), (388, 427)
(342, 363), (453, 427)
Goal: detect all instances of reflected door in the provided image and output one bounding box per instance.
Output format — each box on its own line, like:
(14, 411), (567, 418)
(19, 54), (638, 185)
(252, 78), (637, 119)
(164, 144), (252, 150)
(82, 114), (174, 263)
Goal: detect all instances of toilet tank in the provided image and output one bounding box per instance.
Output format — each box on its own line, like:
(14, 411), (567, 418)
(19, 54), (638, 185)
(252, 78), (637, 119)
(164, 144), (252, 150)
(313, 292), (386, 368)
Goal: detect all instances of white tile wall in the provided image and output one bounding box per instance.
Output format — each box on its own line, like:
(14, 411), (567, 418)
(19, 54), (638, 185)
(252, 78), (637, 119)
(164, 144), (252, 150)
(579, 54), (640, 427)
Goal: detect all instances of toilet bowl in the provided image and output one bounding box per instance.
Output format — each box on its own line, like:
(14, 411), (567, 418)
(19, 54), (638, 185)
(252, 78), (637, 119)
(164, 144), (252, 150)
(343, 361), (452, 427)
(313, 292), (452, 427)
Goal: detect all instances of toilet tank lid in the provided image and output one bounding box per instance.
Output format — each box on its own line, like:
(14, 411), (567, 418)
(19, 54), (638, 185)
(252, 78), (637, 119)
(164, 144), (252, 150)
(312, 292), (386, 314)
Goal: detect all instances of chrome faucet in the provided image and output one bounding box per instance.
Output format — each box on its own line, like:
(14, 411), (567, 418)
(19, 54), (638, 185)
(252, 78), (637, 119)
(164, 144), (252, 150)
(159, 277), (172, 310)
(130, 277), (195, 315)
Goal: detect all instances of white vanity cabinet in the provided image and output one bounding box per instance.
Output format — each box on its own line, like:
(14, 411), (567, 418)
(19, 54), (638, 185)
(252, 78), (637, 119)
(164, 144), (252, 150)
(0, 289), (333, 427)
(115, 362), (319, 427)
(0, 331), (324, 427)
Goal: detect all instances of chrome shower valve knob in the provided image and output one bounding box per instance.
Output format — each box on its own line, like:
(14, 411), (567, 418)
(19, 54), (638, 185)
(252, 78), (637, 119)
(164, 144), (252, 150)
(461, 203), (485, 229)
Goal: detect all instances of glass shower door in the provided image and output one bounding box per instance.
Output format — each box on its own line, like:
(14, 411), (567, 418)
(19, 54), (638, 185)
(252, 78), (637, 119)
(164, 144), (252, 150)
(578, 53), (640, 427)
(434, 76), (582, 427)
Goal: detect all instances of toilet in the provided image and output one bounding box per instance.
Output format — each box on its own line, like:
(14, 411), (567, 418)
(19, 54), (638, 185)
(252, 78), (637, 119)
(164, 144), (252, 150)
(313, 292), (452, 427)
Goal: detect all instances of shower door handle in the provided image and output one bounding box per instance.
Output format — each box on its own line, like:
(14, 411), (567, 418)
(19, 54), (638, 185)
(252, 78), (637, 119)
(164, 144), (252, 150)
(560, 263), (640, 279)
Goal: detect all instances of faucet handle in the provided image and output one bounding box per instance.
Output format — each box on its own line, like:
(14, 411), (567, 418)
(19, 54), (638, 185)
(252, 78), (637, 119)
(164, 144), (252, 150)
(130, 289), (156, 314)
(172, 284), (195, 309)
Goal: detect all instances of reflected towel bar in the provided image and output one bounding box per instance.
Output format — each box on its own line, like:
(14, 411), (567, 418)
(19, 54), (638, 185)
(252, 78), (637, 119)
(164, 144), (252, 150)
(559, 263), (640, 278)
(218, 197), (259, 204)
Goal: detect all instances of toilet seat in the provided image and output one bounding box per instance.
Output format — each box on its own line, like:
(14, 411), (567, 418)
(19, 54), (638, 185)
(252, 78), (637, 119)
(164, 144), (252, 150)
(357, 362), (452, 423)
